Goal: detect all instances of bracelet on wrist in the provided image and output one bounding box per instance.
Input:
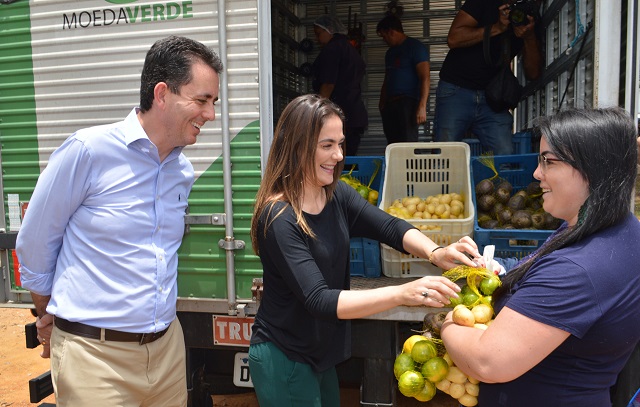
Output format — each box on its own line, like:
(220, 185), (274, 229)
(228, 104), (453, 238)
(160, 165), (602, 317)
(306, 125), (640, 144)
(429, 246), (444, 265)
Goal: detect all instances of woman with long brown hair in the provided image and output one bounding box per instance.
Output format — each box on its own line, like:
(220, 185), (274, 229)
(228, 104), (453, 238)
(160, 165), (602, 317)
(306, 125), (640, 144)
(248, 94), (481, 406)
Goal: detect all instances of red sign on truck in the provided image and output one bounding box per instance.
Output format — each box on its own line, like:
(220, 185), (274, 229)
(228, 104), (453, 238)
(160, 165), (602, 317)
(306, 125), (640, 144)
(213, 316), (255, 346)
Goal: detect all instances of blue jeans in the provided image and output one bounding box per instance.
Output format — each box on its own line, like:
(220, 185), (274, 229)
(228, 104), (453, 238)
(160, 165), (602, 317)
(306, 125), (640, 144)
(434, 80), (514, 155)
(248, 341), (340, 407)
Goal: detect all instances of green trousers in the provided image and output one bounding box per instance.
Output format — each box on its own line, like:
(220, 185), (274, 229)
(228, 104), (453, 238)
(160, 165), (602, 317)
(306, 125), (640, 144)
(248, 341), (340, 407)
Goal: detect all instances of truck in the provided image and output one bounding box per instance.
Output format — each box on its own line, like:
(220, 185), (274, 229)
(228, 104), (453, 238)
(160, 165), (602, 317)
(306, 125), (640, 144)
(1, 0), (638, 406)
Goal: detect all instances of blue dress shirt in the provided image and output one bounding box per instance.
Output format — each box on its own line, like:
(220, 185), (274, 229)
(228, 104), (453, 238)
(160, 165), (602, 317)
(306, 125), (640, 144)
(17, 108), (194, 333)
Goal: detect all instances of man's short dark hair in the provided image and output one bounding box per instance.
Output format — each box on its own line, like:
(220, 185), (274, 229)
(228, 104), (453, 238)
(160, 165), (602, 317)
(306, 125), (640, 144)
(376, 15), (404, 34)
(139, 35), (224, 113)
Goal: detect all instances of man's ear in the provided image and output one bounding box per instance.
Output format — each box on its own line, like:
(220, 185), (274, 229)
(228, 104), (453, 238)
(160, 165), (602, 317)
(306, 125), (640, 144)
(153, 82), (169, 109)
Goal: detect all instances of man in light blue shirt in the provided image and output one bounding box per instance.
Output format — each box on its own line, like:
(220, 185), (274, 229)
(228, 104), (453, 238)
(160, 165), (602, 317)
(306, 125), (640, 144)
(16, 35), (223, 406)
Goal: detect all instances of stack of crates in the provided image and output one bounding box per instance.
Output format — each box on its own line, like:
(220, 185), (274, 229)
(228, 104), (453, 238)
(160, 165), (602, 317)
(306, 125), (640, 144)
(343, 156), (385, 278)
(378, 143), (475, 278)
(471, 154), (555, 259)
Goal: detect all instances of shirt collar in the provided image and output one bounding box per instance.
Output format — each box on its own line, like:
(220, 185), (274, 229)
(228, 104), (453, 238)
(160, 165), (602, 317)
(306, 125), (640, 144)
(122, 107), (151, 146)
(122, 107), (185, 160)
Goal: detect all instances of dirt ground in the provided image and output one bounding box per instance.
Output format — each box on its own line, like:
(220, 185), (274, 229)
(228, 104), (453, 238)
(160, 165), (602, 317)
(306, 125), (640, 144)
(0, 308), (456, 407)
(0, 308), (55, 407)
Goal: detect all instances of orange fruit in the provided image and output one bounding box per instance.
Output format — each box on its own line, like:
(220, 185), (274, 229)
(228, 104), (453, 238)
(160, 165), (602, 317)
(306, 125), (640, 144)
(448, 295), (463, 307)
(402, 334), (427, 354)
(397, 370), (425, 397)
(393, 353), (415, 379)
(421, 356), (449, 383)
(413, 380), (437, 402)
(356, 185), (370, 199)
(368, 189), (379, 205)
(463, 292), (480, 307)
(410, 340), (438, 364)
(480, 275), (501, 295)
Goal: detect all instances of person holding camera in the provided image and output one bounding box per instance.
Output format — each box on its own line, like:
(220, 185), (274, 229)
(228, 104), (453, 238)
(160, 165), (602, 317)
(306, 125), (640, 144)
(434, 0), (542, 155)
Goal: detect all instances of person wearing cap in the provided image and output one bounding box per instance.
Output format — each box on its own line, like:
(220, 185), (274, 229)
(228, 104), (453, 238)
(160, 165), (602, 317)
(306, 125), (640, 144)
(312, 14), (368, 156)
(377, 14), (430, 145)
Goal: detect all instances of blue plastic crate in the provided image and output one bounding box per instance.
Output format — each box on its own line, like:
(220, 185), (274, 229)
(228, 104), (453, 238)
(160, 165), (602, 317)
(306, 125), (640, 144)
(343, 156), (385, 277)
(464, 131), (532, 157)
(471, 154), (555, 259)
(349, 238), (382, 278)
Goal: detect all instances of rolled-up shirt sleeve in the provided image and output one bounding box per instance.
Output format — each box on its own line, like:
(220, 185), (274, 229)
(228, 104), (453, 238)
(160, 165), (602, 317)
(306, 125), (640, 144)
(16, 137), (91, 295)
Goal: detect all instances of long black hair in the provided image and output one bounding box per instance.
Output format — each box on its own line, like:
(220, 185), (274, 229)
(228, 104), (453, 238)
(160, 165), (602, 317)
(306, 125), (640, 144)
(494, 107), (638, 301)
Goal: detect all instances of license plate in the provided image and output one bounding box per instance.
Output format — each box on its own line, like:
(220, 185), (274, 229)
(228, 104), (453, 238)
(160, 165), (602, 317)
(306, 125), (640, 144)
(233, 352), (253, 388)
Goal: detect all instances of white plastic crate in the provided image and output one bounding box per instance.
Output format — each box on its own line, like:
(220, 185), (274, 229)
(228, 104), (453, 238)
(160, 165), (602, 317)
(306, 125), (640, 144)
(378, 142), (475, 278)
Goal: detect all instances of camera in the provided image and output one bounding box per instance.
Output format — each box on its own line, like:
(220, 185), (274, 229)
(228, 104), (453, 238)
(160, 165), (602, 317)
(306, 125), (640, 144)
(508, 0), (539, 26)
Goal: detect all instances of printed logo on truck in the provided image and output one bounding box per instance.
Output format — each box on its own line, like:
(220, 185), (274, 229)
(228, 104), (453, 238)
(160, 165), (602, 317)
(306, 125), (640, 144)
(62, 1), (194, 29)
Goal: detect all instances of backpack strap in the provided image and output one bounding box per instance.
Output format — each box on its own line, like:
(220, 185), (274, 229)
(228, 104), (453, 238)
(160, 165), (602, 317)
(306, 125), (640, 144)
(483, 25), (511, 68)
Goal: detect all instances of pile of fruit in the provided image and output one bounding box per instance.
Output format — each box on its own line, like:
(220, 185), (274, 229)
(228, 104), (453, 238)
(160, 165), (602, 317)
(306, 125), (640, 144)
(383, 193), (466, 221)
(394, 334), (481, 405)
(340, 161), (380, 205)
(393, 265), (502, 405)
(475, 176), (561, 230)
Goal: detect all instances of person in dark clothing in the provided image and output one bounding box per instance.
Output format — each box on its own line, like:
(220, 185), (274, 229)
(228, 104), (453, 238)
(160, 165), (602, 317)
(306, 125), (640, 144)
(248, 94), (481, 406)
(434, 0), (542, 155)
(312, 15), (368, 156)
(377, 14), (430, 145)
(441, 107), (640, 407)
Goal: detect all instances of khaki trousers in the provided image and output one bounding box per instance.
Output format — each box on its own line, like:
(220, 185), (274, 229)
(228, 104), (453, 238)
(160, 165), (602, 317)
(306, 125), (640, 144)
(50, 318), (187, 407)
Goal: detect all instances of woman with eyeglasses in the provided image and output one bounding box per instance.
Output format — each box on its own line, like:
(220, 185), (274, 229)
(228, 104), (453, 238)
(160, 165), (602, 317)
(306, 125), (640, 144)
(440, 107), (640, 407)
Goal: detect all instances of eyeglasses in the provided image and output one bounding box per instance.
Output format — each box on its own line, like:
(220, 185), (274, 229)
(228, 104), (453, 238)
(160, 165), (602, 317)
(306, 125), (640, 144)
(537, 153), (564, 171)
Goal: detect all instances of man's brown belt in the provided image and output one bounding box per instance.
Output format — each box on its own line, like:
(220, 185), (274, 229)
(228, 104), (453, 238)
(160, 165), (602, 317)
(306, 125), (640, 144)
(54, 316), (170, 345)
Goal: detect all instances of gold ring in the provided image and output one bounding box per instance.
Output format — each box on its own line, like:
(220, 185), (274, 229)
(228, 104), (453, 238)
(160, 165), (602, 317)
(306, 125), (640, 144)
(41, 339), (46, 345)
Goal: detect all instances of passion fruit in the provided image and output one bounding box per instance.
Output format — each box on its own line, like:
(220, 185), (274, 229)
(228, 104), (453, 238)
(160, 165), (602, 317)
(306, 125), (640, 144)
(507, 194), (526, 211)
(526, 181), (543, 196)
(531, 212), (545, 229)
(479, 218), (499, 229)
(496, 180), (513, 194)
(495, 187), (511, 204)
(512, 210), (532, 229)
(477, 194), (497, 213)
(475, 178), (495, 196)
(496, 207), (513, 225)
